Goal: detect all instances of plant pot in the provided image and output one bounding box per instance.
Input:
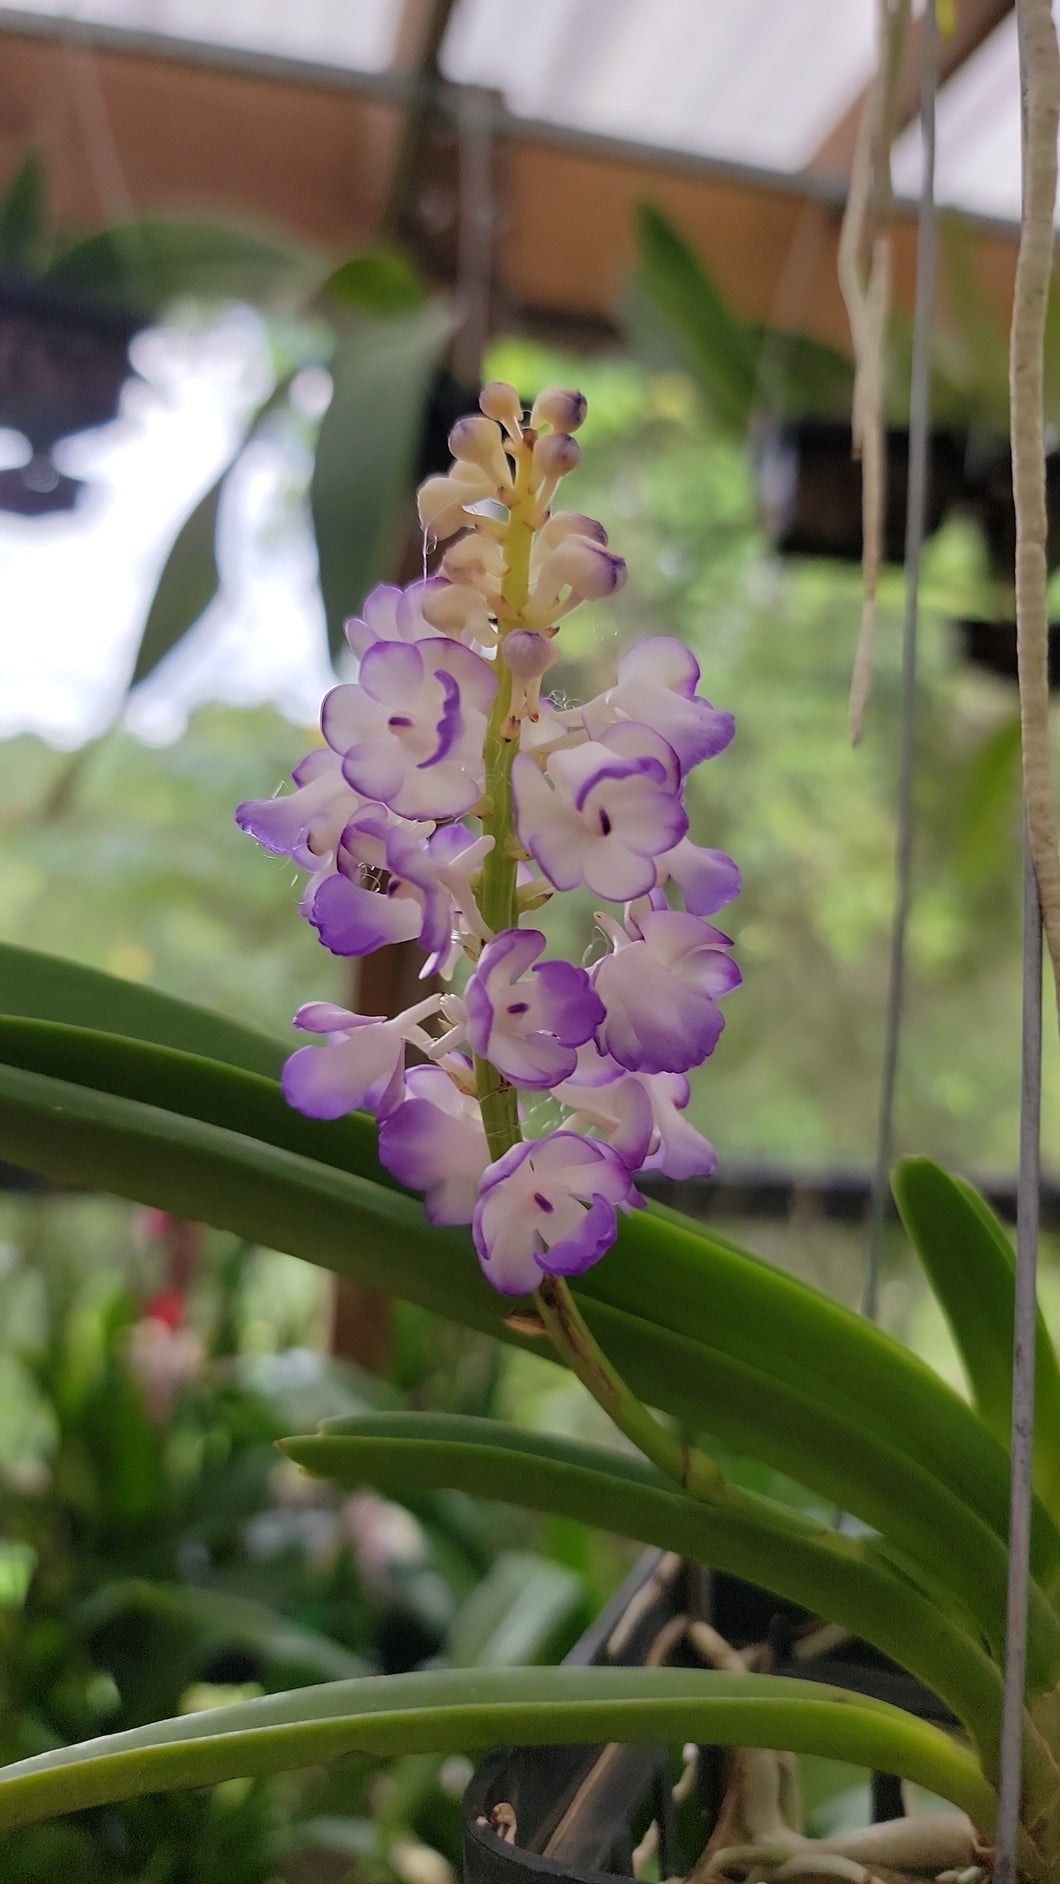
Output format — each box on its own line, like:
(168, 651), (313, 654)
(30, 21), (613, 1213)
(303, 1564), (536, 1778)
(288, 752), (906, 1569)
(462, 1549), (950, 1884)
(0, 268), (145, 515)
(755, 419), (966, 564)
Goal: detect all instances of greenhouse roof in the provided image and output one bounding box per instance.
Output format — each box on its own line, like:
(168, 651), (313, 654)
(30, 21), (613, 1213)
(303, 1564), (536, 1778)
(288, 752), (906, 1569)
(0, 0), (1030, 348)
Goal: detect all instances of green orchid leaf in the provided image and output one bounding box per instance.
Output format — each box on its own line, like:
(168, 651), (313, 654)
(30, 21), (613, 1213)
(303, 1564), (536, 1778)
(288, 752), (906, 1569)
(44, 220), (316, 312)
(282, 1414), (1004, 1747)
(2, 987), (1059, 1684)
(442, 1552), (584, 1669)
(0, 1666), (998, 1837)
(592, 1192), (1057, 1588)
(628, 204), (759, 433)
(311, 301), (455, 663)
(319, 250), (426, 317)
(78, 1580), (369, 1687)
(130, 476), (225, 688)
(0, 150), (47, 272)
(130, 372), (296, 689)
(0, 942), (284, 1078)
(894, 1156), (1060, 1520)
(0, 1014), (384, 1186)
(0, 944), (1029, 1579)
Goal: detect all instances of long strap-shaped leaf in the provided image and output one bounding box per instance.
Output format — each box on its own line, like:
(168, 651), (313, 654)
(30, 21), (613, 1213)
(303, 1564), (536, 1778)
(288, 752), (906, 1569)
(4, 1053), (1060, 1692)
(0, 1667), (1001, 1848)
(0, 962), (1043, 1584)
(1, 1013), (1056, 1638)
(895, 1155), (1060, 1524)
(283, 1412), (1005, 1758)
(0, 942), (284, 1078)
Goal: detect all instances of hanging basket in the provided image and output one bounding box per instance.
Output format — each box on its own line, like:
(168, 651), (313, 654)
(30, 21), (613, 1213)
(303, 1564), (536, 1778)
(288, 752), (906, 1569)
(754, 419), (966, 563)
(0, 268), (145, 516)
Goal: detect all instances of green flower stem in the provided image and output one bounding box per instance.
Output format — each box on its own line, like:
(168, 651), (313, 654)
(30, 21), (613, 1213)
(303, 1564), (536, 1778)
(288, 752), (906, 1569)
(536, 1273), (728, 1504)
(474, 430), (536, 1162)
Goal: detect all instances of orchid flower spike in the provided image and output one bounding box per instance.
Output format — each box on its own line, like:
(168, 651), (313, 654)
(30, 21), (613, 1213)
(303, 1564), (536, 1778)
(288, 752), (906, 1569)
(239, 381), (740, 1296)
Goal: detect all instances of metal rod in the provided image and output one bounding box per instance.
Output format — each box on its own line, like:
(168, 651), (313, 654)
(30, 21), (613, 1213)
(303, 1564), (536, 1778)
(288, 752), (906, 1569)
(453, 84), (496, 388)
(995, 826), (1045, 1882)
(862, 0), (938, 1321)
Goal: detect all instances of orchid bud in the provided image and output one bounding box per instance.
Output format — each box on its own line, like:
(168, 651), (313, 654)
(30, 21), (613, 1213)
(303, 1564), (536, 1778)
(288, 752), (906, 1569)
(536, 511), (608, 554)
(442, 532), (505, 596)
(418, 466), (491, 540)
(530, 386), (587, 434)
(502, 630), (560, 680)
(448, 415), (515, 498)
(532, 535), (627, 612)
(422, 579), (496, 645)
(502, 630), (561, 727)
(532, 432), (581, 489)
(480, 381), (525, 437)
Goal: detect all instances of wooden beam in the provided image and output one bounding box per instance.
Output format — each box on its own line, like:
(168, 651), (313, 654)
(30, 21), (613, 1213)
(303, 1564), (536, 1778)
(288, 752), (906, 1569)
(0, 21), (403, 250)
(807, 0), (1014, 178)
(496, 133), (1023, 359)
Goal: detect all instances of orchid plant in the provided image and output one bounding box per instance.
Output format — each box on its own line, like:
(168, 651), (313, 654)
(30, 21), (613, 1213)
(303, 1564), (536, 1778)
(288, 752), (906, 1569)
(1, 383), (1060, 1882)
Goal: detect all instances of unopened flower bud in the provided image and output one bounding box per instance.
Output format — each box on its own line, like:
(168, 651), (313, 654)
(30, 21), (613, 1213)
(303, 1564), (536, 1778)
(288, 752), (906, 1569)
(531, 432), (581, 491)
(480, 381), (525, 437)
(536, 511), (608, 554)
(418, 466), (492, 540)
(442, 533), (505, 596)
(448, 415), (514, 498)
(422, 580), (496, 646)
(530, 386), (587, 434)
(503, 630), (560, 679)
(532, 535), (627, 612)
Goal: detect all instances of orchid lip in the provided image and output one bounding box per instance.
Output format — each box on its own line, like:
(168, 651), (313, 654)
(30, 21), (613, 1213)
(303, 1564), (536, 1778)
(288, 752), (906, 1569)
(572, 758), (664, 815)
(419, 671), (463, 771)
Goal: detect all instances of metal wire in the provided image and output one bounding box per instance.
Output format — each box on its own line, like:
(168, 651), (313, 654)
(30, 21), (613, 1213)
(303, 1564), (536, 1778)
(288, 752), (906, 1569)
(861, 0), (938, 1322)
(995, 836), (1045, 1880)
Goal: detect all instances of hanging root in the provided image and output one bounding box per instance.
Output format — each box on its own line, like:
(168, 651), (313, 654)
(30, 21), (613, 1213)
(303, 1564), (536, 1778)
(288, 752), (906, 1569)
(1013, 0), (1060, 1042)
(839, 0), (910, 742)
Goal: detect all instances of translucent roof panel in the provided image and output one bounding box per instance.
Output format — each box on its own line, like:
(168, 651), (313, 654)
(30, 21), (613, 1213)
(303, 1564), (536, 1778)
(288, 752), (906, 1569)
(0, 0), (1044, 226)
(891, 10), (1030, 224)
(0, 0), (401, 71)
(441, 0), (879, 173)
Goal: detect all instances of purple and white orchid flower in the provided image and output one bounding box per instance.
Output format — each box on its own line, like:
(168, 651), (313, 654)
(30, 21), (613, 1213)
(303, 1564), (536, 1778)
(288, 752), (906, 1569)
(322, 637), (497, 821)
(654, 835), (742, 916)
(282, 995), (442, 1122)
(592, 907), (741, 1074)
(465, 928), (605, 1090)
(308, 817), (492, 977)
(512, 722), (688, 901)
(344, 579), (447, 659)
(378, 1063), (490, 1224)
(580, 638), (735, 775)
(235, 747), (365, 878)
(473, 1131), (638, 1295)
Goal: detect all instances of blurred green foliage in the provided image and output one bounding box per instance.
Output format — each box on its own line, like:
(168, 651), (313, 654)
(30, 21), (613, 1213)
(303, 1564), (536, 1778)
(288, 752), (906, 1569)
(0, 1191), (621, 1878)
